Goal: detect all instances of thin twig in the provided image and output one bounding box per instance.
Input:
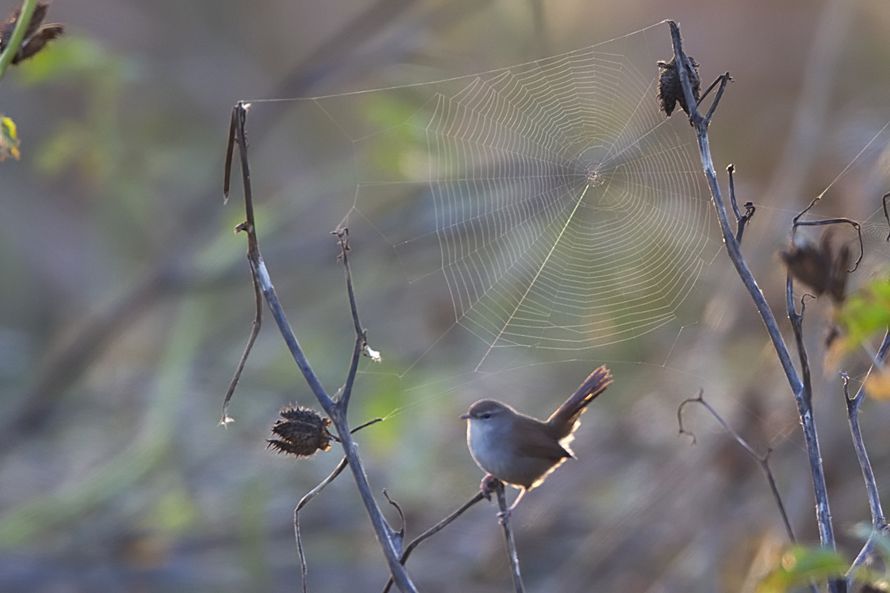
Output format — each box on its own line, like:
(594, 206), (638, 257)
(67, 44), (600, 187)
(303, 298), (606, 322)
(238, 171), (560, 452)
(677, 390), (797, 544)
(702, 72), (732, 125)
(333, 226), (367, 411)
(295, 457), (349, 593)
(667, 21), (841, 592)
(381, 492), (486, 593)
(726, 164), (755, 243)
(844, 330), (890, 580)
(227, 102), (417, 593)
(382, 489), (406, 556)
(294, 416), (385, 593)
(220, 272), (262, 424)
(494, 481), (525, 593)
(792, 216), (864, 272)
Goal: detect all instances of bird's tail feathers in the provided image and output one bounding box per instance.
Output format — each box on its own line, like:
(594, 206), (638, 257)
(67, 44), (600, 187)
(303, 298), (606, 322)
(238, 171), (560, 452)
(546, 365), (613, 438)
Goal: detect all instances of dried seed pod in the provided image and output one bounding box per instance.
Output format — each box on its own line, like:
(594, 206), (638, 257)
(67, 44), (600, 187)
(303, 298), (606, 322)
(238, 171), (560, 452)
(0, 2), (64, 65)
(780, 231), (850, 304)
(657, 55), (700, 117)
(267, 405), (333, 458)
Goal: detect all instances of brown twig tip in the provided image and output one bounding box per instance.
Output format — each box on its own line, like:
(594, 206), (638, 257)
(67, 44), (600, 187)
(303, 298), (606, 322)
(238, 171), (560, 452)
(0, 1), (63, 65)
(781, 230), (852, 305)
(657, 55), (700, 117)
(267, 405), (334, 458)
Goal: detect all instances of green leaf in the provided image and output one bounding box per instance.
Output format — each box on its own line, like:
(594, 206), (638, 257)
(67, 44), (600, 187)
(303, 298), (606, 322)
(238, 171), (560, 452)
(757, 546), (847, 593)
(836, 277), (890, 348)
(0, 114), (20, 160)
(14, 36), (126, 85)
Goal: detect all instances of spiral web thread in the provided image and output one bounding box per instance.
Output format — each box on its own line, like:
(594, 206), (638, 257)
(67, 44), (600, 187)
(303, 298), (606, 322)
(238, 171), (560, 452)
(241, 22), (718, 373)
(419, 39), (712, 369)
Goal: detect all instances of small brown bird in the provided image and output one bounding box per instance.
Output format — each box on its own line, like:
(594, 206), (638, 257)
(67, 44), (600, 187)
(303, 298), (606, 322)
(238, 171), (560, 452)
(461, 365), (613, 516)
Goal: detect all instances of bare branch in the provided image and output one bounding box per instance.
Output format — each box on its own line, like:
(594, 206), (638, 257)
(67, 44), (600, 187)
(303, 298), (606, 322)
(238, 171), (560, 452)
(493, 480), (526, 593)
(677, 390), (797, 544)
(844, 331), (890, 581)
(227, 102), (417, 593)
(383, 489), (406, 556)
(726, 164), (755, 243)
(702, 72), (732, 125)
(295, 457), (349, 593)
(667, 21), (840, 591)
(381, 492), (486, 593)
(220, 271), (262, 425)
(333, 226), (367, 412)
(292, 418), (386, 592)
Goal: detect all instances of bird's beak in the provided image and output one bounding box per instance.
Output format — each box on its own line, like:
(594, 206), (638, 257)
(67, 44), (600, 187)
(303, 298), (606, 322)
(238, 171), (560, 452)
(459, 413), (470, 420)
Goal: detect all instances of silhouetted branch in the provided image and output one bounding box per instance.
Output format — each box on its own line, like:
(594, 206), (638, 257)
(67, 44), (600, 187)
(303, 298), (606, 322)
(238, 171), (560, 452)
(295, 458), (348, 593)
(702, 72), (732, 125)
(494, 480), (526, 593)
(292, 417), (383, 593)
(844, 331), (890, 581)
(333, 227), (369, 411)
(677, 390), (797, 544)
(667, 21), (841, 592)
(381, 492), (487, 593)
(225, 102), (417, 593)
(726, 164), (755, 243)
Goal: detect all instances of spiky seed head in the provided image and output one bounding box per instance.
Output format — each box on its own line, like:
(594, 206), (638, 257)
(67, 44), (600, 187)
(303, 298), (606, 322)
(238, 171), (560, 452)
(267, 405), (333, 458)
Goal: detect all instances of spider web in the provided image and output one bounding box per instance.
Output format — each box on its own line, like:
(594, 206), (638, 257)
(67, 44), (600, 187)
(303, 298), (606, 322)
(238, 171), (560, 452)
(242, 20), (890, 584)
(247, 21), (713, 375)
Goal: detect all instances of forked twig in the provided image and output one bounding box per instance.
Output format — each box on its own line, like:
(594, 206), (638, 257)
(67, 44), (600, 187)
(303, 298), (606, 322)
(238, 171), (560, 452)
(293, 417), (384, 593)
(224, 101), (417, 593)
(381, 492), (486, 593)
(727, 164), (755, 243)
(667, 23), (840, 592)
(677, 390), (797, 544)
(843, 331), (890, 581)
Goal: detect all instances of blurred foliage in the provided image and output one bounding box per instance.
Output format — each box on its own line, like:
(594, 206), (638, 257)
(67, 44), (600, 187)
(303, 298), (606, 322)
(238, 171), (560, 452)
(837, 277), (890, 347)
(0, 113), (19, 159)
(828, 276), (890, 398)
(757, 527), (890, 593)
(757, 546), (849, 593)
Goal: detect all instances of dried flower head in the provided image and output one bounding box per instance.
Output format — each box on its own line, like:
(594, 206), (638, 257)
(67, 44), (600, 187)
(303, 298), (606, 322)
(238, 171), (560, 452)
(267, 405), (333, 458)
(0, 2), (64, 66)
(657, 55), (700, 117)
(780, 231), (851, 304)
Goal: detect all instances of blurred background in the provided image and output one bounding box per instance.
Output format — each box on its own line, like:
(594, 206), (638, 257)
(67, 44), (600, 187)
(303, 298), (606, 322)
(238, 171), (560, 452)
(1, 0), (890, 591)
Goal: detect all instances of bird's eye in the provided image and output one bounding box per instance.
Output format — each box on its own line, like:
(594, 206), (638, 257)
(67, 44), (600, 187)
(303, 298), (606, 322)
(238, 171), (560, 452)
(480, 413), (491, 420)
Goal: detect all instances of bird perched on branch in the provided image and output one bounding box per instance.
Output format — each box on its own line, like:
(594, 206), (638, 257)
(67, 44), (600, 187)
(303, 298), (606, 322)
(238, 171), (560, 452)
(461, 365), (613, 518)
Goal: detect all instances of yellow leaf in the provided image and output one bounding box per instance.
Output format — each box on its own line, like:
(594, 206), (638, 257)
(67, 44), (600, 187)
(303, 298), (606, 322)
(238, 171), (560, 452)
(865, 369), (890, 401)
(0, 115), (21, 161)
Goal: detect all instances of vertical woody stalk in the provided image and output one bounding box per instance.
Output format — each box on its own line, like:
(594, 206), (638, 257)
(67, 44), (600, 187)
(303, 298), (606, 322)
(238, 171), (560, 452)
(666, 21), (841, 592)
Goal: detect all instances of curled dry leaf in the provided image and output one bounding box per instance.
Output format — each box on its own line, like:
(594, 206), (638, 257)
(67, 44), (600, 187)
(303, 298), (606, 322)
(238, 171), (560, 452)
(657, 55), (700, 117)
(780, 231), (851, 304)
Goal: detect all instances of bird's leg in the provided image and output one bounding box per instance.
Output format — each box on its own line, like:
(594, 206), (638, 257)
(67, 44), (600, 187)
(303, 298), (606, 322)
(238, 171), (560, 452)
(497, 488), (527, 524)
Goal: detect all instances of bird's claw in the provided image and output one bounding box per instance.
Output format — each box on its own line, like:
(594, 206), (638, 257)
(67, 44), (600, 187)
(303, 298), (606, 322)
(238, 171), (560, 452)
(480, 474), (499, 501)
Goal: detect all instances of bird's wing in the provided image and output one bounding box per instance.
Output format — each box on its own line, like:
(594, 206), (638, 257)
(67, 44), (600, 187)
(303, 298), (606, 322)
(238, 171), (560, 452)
(514, 419), (573, 461)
